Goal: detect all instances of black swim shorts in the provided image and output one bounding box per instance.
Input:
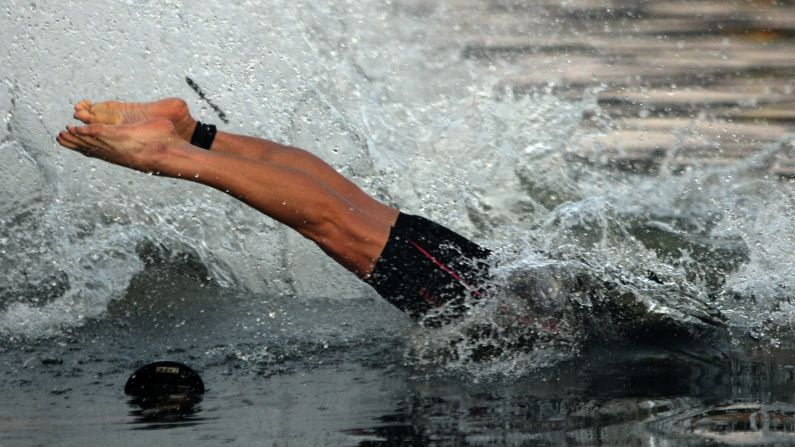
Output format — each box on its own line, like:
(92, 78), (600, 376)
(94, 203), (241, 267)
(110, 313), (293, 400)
(365, 212), (492, 322)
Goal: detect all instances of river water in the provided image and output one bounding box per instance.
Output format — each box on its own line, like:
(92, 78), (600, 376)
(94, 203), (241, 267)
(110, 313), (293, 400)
(2, 0), (795, 445)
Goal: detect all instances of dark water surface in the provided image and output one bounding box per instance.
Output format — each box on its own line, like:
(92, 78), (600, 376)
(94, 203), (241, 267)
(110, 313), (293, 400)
(1, 270), (795, 446)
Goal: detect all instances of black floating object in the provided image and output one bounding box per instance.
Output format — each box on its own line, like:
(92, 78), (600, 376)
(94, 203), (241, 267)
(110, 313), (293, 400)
(125, 361), (205, 398)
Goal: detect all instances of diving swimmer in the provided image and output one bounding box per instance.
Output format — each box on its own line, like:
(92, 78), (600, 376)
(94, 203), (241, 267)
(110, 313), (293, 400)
(56, 98), (491, 322)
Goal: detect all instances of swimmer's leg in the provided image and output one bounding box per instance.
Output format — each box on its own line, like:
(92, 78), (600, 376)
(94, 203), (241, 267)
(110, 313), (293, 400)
(73, 99), (398, 226)
(57, 119), (391, 277)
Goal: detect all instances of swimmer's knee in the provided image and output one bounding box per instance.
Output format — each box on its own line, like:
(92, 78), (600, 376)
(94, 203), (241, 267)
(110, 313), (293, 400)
(297, 203), (348, 243)
(297, 203), (387, 275)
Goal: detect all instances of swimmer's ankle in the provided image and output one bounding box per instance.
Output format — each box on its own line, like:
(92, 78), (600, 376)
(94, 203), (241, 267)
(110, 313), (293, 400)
(153, 140), (209, 178)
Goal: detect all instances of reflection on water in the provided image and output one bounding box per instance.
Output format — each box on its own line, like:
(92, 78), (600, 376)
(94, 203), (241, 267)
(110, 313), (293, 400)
(342, 348), (795, 446)
(127, 395), (205, 430)
(672, 403), (795, 446)
(4, 323), (795, 445)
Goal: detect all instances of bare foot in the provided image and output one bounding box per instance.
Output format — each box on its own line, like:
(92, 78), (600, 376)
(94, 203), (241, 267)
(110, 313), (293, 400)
(73, 98), (197, 142)
(56, 118), (184, 173)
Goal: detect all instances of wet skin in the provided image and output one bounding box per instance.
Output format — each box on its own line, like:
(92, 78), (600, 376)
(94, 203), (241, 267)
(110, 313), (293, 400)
(56, 98), (397, 277)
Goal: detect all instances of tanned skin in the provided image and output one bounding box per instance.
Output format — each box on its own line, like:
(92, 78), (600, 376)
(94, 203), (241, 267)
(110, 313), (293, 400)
(57, 98), (398, 278)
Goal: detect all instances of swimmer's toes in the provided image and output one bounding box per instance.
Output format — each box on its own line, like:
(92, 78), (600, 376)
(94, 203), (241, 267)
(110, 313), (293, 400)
(74, 100), (92, 112)
(73, 109), (93, 123)
(57, 131), (80, 150)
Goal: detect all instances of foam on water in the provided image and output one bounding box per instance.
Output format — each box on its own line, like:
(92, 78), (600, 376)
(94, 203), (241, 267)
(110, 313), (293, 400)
(2, 0), (795, 376)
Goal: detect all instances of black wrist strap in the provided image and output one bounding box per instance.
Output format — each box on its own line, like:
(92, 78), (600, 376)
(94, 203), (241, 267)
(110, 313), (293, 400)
(190, 121), (217, 150)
